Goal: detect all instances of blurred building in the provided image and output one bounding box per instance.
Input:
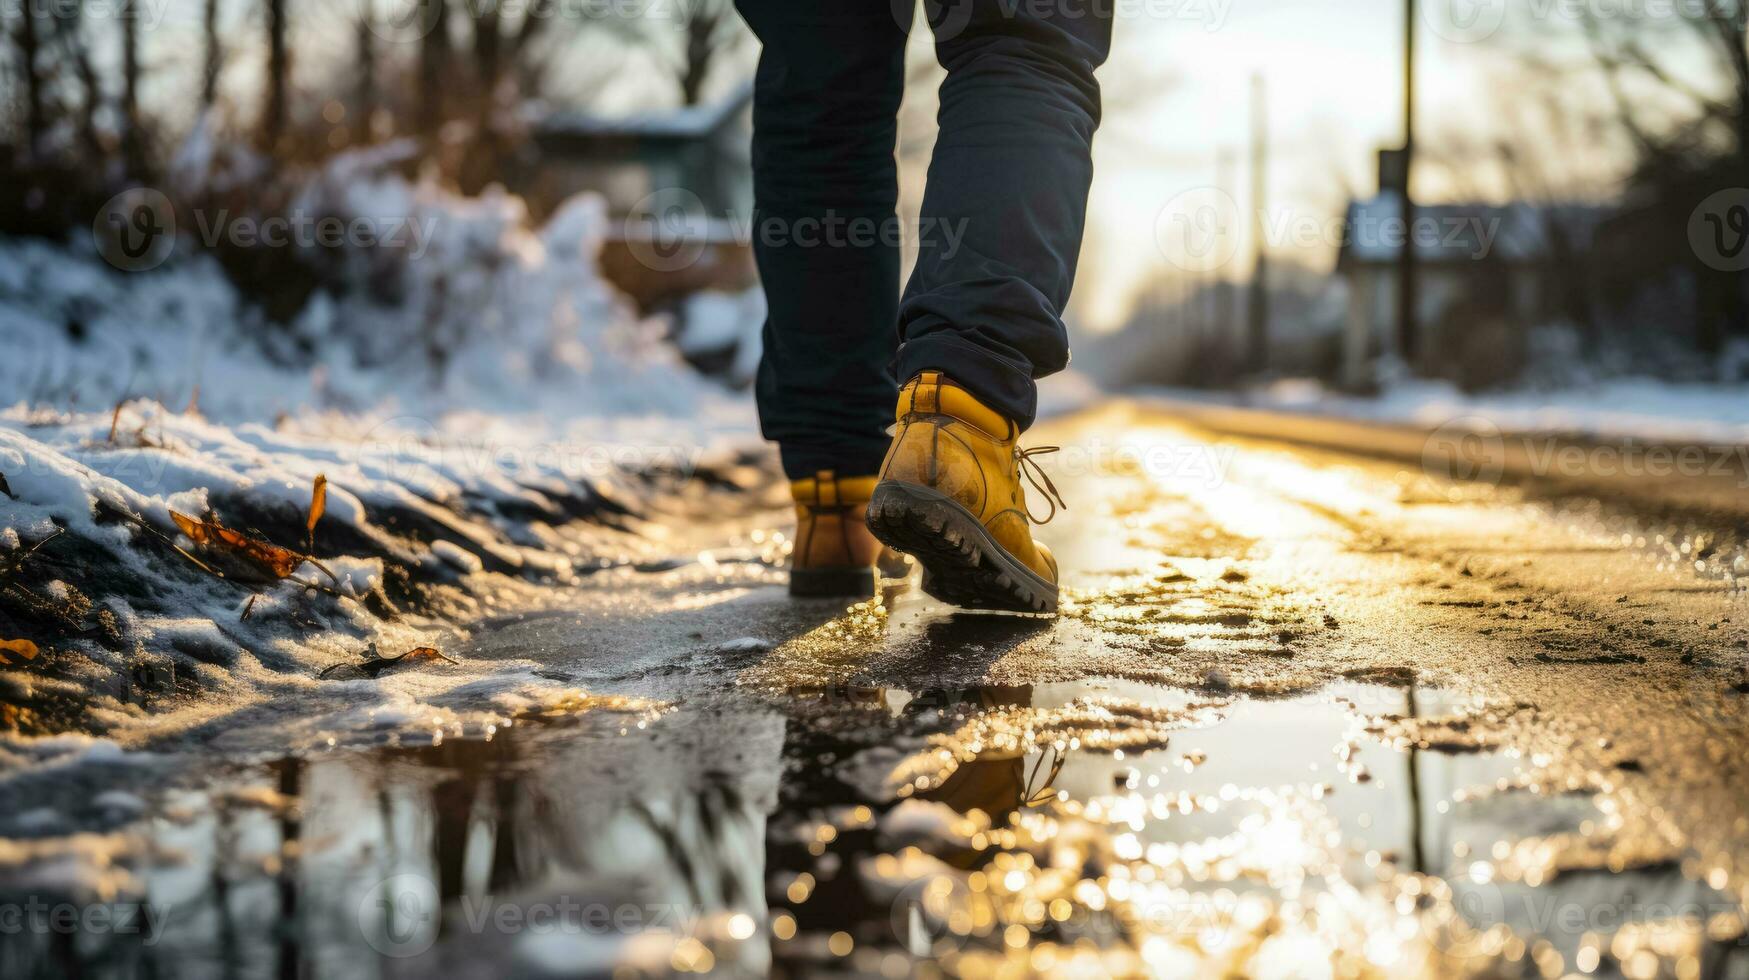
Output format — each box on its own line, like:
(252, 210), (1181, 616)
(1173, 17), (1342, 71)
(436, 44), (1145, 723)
(1337, 155), (1605, 390)
(527, 83), (757, 313)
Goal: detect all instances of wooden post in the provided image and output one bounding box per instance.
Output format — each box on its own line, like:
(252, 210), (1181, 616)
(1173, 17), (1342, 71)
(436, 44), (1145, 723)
(1247, 74), (1270, 375)
(1397, 0), (1419, 367)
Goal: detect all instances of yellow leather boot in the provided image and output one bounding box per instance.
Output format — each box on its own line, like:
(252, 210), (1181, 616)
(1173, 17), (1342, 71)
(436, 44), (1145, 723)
(867, 372), (1062, 613)
(789, 471), (893, 598)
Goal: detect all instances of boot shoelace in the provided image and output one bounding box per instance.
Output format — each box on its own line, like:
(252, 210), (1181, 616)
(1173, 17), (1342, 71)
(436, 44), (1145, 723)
(1016, 445), (1067, 525)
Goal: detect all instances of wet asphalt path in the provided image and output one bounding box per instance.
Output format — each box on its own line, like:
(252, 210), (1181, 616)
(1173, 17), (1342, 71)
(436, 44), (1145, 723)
(7, 400), (1749, 979)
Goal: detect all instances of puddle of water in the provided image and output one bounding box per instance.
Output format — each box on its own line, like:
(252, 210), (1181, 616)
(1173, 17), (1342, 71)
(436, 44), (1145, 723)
(2, 677), (1743, 979)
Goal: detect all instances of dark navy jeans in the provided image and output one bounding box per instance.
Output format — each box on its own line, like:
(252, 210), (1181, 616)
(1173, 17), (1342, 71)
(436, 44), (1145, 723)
(734, 0), (1111, 479)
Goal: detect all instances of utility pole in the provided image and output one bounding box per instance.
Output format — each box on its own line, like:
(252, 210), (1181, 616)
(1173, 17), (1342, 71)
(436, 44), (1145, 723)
(1247, 74), (1270, 375)
(1397, 0), (1419, 368)
(121, 0), (144, 177)
(1216, 148), (1237, 343)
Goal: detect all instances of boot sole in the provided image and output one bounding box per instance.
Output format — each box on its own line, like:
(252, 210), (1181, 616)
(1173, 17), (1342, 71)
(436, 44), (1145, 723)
(789, 566), (877, 599)
(866, 483), (1058, 614)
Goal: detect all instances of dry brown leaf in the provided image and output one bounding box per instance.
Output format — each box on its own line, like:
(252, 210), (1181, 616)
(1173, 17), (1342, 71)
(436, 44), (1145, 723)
(0, 471), (13, 500)
(319, 646), (459, 679)
(307, 475), (327, 548)
(0, 639), (40, 667)
(394, 647), (456, 667)
(184, 384), (201, 417)
(0, 703), (40, 732)
(108, 403), (122, 444)
(171, 511), (305, 579)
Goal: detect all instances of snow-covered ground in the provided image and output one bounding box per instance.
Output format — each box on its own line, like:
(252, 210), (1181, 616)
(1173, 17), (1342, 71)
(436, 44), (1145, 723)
(1156, 377), (1749, 446)
(0, 163), (763, 757)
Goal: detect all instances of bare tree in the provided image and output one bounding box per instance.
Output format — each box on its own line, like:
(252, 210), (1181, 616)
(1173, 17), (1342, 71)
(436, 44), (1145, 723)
(418, 0), (451, 136)
(593, 0), (744, 106)
(1577, 3), (1744, 161)
(261, 0), (290, 152)
(473, 0), (503, 98)
(50, 8), (105, 162)
(678, 0), (733, 107)
(1697, 2), (1749, 167)
(1506, 3), (1749, 355)
(121, 0), (145, 176)
(354, 7), (377, 144)
(14, 0), (46, 159)
(202, 0), (224, 110)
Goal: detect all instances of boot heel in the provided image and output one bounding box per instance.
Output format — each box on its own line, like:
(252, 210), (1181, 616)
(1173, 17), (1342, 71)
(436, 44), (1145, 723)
(867, 483), (1057, 614)
(789, 566), (877, 599)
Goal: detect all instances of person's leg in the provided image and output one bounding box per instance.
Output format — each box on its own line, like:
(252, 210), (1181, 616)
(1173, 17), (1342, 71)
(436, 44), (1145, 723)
(894, 0), (1113, 430)
(869, 3), (1108, 612)
(736, 0), (911, 480)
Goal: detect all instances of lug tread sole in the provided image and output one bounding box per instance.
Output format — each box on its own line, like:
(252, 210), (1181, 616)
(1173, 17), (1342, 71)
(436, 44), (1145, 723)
(866, 483), (1057, 614)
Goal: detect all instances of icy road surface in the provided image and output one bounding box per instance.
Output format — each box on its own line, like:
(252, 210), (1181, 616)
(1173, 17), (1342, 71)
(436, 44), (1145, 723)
(4, 401), (1749, 979)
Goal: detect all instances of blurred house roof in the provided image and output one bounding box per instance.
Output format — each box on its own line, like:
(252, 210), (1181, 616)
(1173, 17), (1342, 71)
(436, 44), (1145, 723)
(1338, 193), (1610, 268)
(533, 81), (755, 150)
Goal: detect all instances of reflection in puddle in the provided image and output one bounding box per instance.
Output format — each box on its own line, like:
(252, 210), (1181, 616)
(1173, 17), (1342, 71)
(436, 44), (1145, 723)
(3, 678), (1745, 979)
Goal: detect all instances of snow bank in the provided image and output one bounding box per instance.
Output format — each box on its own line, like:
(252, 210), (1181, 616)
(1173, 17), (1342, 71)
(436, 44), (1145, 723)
(3, 170), (750, 432)
(678, 287), (765, 386)
(0, 159), (761, 749)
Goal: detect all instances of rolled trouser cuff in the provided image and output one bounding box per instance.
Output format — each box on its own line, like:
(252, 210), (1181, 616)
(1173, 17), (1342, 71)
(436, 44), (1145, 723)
(893, 331), (1038, 432)
(777, 437), (893, 483)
